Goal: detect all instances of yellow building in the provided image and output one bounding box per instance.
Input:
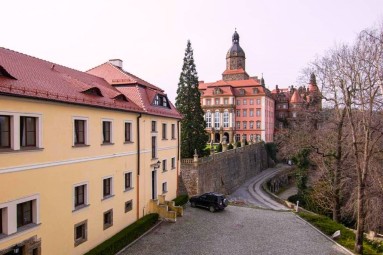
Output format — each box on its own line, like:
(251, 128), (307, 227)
(0, 48), (181, 255)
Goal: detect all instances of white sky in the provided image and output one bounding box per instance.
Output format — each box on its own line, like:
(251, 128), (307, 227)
(2, 0), (383, 103)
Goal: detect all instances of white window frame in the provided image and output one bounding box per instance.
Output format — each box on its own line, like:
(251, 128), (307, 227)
(124, 121), (133, 143)
(205, 111), (212, 128)
(171, 124), (176, 139)
(214, 111), (220, 129)
(162, 182), (168, 194)
(0, 111), (43, 151)
(256, 109), (261, 117)
(162, 159), (167, 172)
(223, 111), (229, 128)
(256, 121), (261, 129)
(73, 181), (89, 211)
(0, 194), (40, 237)
(124, 171), (133, 191)
(73, 116), (89, 146)
(102, 176), (114, 200)
(101, 118), (113, 144)
(162, 123), (167, 140)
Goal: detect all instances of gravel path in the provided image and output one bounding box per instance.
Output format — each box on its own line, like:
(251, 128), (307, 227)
(120, 205), (349, 255)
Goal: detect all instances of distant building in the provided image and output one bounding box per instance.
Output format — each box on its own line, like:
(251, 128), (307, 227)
(271, 73), (321, 131)
(199, 30), (275, 143)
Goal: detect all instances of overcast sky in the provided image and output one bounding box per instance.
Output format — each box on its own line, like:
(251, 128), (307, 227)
(2, 0), (383, 102)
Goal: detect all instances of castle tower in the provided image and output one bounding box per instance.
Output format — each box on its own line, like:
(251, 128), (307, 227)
(222, 30), (249, 81)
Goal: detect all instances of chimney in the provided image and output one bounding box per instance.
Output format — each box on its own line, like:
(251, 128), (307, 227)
(109, 59), (123, 69)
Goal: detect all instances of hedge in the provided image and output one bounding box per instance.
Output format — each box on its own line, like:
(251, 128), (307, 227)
(172, 194), (189, 206)
(85, 213), (159, 255)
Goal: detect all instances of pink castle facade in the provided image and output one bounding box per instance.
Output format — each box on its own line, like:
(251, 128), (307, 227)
(199, 31), (275, 144)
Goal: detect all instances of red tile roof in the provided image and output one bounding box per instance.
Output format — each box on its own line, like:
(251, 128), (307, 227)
(87, 62), (181, 119)
(199, 77), (272, 98)
(0, 47), (143, 112)
(222, 68), (248, 75)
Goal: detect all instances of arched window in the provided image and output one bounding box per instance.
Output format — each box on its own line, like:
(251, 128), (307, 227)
(214, 111), (220, 129)
(223, 111), (229, 128)
(205, 111), (211, 128)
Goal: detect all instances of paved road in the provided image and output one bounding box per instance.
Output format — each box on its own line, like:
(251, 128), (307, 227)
(121, 205), (349, 255)
(227, 165), (291, 210)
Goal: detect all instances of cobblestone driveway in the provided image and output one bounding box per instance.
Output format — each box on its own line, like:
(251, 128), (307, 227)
(120, 205), (349, 255)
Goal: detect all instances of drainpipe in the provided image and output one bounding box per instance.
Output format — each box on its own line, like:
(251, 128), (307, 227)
(136, 113), (142, 220)
(177, 120), (180, 195)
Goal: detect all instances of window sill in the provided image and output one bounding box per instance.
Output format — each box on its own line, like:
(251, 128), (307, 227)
(101, 142), (114, 146)
(162, 138), (168, 140)
(151, 158), (158, 161)
(162, 191), (168, 194)
(171, 138), (176, 140)
(0, 148), (44, 154)
(103, 223), (113, 230)
(124, 141), (134, 144)
(162, 170), (168, 173)
(171, 167), (176, 170)
(72, 144), (90, 148)
(151, 131), (158, 133)
(123, 187), (134, 193)
(0, 223), (41, 242)
(74, 237), (87, 247)
(72, 204), (90, 212)
(102, 194), (115, 201)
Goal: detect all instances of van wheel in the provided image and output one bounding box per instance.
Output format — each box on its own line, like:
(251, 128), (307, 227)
(209, 206), (215, 212)
(191, 202), (196, 208)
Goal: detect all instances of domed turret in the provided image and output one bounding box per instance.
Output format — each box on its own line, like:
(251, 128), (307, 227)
(226, 30), (246, 59)
(225, 29), (246, 71)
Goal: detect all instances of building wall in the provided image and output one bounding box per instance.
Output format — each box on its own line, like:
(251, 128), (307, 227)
(0, 96), (179, 255)
(180, 143), (271, 196)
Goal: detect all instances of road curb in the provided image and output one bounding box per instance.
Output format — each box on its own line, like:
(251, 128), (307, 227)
(115, 220), (164, 255)
(294, 214), (355, 255)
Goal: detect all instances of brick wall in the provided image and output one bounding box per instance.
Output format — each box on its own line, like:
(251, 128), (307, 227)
(179, 143), (272, 196)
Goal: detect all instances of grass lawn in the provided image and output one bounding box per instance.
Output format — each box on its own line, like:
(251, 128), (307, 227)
(298, 212), (383, 254)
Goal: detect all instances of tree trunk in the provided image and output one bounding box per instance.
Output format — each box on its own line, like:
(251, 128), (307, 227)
(355, 181), (365, 254)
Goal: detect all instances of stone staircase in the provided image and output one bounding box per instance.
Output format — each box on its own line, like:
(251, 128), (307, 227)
(148, 195), (184, 222)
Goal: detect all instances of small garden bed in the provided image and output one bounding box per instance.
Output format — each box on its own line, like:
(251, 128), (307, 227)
(298, 212), (382, 254)
(172, 194), (189, 206)
(85, 213), (159, 255)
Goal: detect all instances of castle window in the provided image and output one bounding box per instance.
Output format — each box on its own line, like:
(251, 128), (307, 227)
(205, 111), (212, 128)
(253, 88), (259, 94)
(215, 98), (220, 105)
(223, 111), (229, 128)
(239, 89), (245, 95)
(214, 112), (220, 129)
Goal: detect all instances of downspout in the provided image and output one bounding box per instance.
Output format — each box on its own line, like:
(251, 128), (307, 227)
(136, 113), (142, 220)
(177, 120), (180, 195)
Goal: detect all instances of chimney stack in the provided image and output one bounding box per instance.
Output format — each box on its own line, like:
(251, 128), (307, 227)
(109, 59), (123, 69)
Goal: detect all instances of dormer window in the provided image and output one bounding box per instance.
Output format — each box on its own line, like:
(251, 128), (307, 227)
(0, 65), (17, 80)
(82, 87), (103, 97)
(239, 89), (245, 95)
(213, 88), (222, 95)
(113, 94), (128, 102)
(253, 88), (259, 94)
(153, 94), (170, 108)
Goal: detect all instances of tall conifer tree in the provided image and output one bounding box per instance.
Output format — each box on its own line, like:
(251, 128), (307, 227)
(176, 40), (208, 158)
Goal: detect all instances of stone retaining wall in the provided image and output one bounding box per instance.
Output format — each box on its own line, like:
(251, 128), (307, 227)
(179, 143), (272, 196)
